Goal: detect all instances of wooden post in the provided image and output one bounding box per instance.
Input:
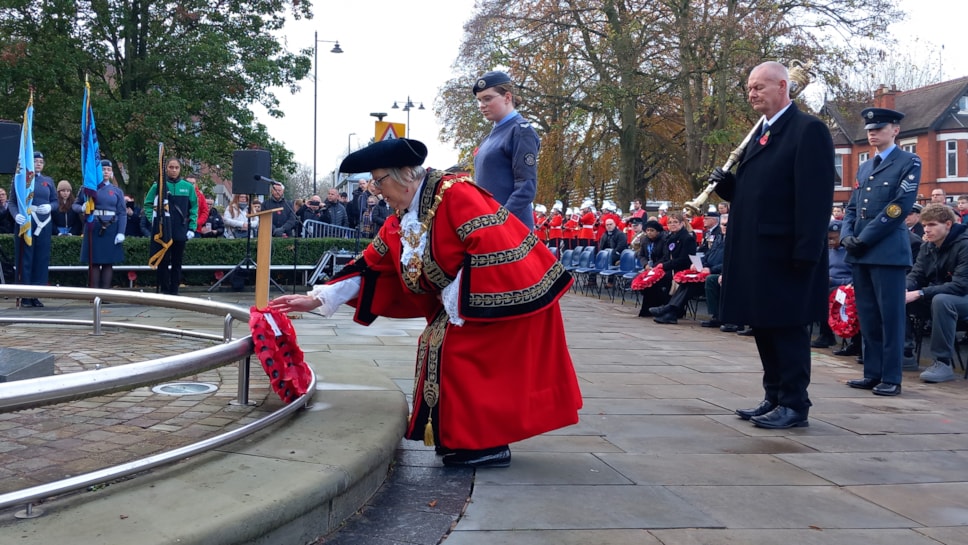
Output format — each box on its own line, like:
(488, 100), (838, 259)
(250, 208), (281, 308)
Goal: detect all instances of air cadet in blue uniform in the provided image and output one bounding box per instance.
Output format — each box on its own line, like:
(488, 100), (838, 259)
(841, 107), (921, 396)
(9, 151), (59, 307)
(73, 160), (128, 289)
(472, 70), (540, 230)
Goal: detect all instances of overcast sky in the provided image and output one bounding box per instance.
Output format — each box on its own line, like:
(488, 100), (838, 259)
(255, 0), (966, 185)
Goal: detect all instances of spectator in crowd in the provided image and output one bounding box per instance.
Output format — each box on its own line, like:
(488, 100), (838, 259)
(708, 61), (834, 429)
(717, 202), (730, 216)
(53, 180), (84, 236)
(652, 213), (727, 324)
(74, 159), (127, 290)
(298, 195), (327, 231)
(930, 188), (946, 205)
(0, 187), (12, 234)
(812, 221), (852, 348)
(223, 194), (257, 239)
(597, 218), (627, 266)
(322, 187), (348, 227)
(700, 211), (722, 251)
(338, 192), (348, 205)
(358, 194), (389, 238)
(637, 219), (665, 267)
(198, 197), (224, 238)
(268, 138), (581, 468)
(10, 151), (58, 306)
(124, 195), (146, 237)
(185, 175), (209, 232)
(905, 203), (968, 383)
(831, 205), (845, 221)
(638, 212), (696, 318)
(346, 178), (370, 228)
(472, 70), (540, 230)
(144, 158), (198, 295)
(628, 217), (645, 250)
(265, 183), (297, 237)
(957, 196), (968, 224)
(842, 107), (921, 397)
(906, 202), (925, 239)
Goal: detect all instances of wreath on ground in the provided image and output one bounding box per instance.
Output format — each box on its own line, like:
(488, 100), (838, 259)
(673, 269), (709, 284)
(249, 306), (312, 403)
(828, 285), (859, 338)
(631, 264), (665, 290)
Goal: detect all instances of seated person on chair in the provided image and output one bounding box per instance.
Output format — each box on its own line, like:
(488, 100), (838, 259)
(652, 213), (726, 324)
(638, 212), (697, 318)
(597, 218), (627, 267)
(812, 220), (855, 349)
(904, 203), (968, 383)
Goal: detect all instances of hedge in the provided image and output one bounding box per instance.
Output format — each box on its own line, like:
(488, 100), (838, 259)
(0, 234), (367, 288)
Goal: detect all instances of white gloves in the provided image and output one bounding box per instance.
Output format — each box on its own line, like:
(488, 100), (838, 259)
(115, 233), (125, 244)
(36, 203), (51, 215)
(14, 214), (26, 225)
(186, 230), (195, 240)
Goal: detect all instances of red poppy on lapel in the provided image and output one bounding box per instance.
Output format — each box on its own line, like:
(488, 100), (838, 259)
(759, 131), (770, 146)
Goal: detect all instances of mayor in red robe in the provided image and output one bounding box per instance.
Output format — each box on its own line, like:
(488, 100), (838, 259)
(269, 138), (582, 468)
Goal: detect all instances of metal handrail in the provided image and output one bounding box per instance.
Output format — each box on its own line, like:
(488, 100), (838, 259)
(0, 284), (315, 514)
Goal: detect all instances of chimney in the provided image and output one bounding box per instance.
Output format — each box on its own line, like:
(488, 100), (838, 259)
(874, 84), (898, 110)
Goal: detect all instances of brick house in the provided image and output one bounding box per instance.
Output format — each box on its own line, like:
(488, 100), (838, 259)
(824, 76), (968, 205)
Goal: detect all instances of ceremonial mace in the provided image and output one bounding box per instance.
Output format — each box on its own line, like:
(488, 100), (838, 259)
(683, 60), (815, 215)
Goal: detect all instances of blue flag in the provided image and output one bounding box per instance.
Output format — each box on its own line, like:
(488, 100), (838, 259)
(81, 79), (101, 219)
(13, 95), (35, 245)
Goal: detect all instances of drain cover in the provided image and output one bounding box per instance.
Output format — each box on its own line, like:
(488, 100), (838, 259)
(151, 382), (218, 395)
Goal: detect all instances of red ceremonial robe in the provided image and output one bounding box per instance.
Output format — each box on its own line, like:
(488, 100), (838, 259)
(331, 170), (582, 450)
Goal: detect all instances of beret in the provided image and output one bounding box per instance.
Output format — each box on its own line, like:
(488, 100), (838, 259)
(33, 151), (43, 159)
(472, 71), (512, 95)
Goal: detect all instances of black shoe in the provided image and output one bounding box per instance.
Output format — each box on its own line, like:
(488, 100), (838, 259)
(847, 377), (879, 390)
(719, 323), (739, 333)
(442, 446), (511, 468)
(855, 356), (864, 365)
(701, 319), (722, 328)
(30, 298), (44, 308)
(872, 382), (901, 396)
(811, 335), (835, 348)
(434, 445), (455, 456)
(653, 311), (678, 325)
(833, 343), (860, 357)
(648, 305), (671, 316)
(737, 327), (754, 336)
(750, 406), (809, 429)
(735, 400), (777, 421)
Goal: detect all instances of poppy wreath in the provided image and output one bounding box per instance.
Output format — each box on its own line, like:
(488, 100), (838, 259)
(631, 263), (665, 290)
(673, 269), (709, 284)
(828, 285), (860, 338)
(249, 306), (312, 403)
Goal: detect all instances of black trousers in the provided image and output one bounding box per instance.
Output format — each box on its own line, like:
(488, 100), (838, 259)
(155, 240), (186, 295)
(752, 325), (812, 411)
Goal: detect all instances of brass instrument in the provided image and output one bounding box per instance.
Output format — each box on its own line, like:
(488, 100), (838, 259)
(684, 60), (815, 215)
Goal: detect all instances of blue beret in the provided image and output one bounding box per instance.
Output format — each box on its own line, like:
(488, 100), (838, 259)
(828, 220), (842, 232)
(472, 71), (512, 95)
(861, 107), (904, 130)
(340, 138), (427, 174)
(33, 151), (43, 159)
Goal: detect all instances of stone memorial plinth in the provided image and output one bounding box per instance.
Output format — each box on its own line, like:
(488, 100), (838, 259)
(0, 347), (55, 382)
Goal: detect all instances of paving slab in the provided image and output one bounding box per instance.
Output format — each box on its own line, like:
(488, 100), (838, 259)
(847, 483), (968, 526)
(777, 450), (968, 485)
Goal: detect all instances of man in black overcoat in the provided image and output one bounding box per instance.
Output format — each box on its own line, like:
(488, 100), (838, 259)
(708, 61), (835, 429)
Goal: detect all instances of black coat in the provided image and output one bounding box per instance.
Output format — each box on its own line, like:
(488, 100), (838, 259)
(715, 103), (835, 327)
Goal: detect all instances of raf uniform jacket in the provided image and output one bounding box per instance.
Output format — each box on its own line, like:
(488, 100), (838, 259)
(841, 146), (921, 267)
(714, 102), (835, 327)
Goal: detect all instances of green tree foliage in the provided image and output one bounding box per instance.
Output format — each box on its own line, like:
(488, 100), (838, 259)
(0, 0), (312, 202)
(440, 0), (901, 207)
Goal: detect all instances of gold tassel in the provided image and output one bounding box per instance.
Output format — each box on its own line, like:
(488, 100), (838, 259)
(423, 416), (435, 446)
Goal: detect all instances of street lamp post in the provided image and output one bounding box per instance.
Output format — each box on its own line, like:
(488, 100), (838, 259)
(347, 132), (356, 155)
(313, 32), (343, 195)
(390, 96), (425, 138)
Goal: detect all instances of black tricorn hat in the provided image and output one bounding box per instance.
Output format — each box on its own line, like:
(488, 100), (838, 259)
(340, 138), (428, 174)
(472, 70), (512, 95)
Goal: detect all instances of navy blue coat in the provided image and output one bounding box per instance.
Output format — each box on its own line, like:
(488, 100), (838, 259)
(9, 173), (59, 285)
(841, 146), (921, 267)
(715, 103), (835, 327)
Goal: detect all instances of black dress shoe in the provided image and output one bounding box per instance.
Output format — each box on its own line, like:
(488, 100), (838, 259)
(719, 323), (739, 333)
(434, 445), (455, 456)
(737, 327), (754, 336)
(701, 319), (722, 328)
(750, 406), (809, 429)
(653, 311), (678, 325)
(649, 305), (671, 316)
(735, 400), (777, 421)
(32, 298), (44, 308)
(872, 382), (901, 396)
(847, 377), (879, 390)
(833, 343), (860, 356)
(442, 445), (511, 468)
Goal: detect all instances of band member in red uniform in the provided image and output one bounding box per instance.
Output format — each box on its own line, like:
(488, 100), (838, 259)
(269, 139), (582, 468)
(578, 200), (597, 247)
(563, 207), (580, 250)
(534, 204), (550, 245)
(548, 202), (564, 249)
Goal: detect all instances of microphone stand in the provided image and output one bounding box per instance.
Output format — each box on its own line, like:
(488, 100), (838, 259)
(277, 196), (303, 294)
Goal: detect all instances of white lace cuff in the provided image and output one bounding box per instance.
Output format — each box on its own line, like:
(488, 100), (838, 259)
(307, 277), (361, 317)
(441, 270), (465, 326)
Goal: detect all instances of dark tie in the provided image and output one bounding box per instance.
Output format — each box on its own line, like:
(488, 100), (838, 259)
(760, 122), (770, 137)
(872, 155), (882, 169)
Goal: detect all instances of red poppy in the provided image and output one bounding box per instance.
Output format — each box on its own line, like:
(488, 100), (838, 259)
(828, 285), (859, 338)
(632, 263), (665, 290)
(673, 269), (709, 284)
